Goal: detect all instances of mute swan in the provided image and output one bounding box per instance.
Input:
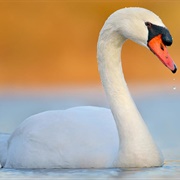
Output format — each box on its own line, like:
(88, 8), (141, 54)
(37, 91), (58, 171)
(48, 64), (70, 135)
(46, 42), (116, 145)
(2, 7), (177, 169)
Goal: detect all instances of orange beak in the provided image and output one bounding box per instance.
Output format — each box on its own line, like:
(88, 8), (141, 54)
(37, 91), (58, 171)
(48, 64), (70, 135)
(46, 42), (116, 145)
(148, 34), (177, 73)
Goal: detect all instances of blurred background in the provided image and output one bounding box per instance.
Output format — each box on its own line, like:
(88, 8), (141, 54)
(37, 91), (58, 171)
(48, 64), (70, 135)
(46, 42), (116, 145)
(0, 1), (180, 138)
(0, 0), (179, 89)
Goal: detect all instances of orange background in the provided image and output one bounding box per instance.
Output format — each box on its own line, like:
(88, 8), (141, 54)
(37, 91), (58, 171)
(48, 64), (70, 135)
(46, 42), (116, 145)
(0, 1), (179, 88)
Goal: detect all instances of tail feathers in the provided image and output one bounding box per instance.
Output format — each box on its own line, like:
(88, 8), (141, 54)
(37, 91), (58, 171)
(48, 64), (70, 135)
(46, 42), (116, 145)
(0, 133), (10, 168)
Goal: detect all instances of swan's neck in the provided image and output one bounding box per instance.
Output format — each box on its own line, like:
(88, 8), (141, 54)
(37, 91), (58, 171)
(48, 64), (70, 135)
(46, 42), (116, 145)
(97, 29), (163, 167)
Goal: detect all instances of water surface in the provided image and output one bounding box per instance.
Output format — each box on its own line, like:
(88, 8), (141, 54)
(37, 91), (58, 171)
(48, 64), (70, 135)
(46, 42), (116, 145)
(0, 85), (180, 178)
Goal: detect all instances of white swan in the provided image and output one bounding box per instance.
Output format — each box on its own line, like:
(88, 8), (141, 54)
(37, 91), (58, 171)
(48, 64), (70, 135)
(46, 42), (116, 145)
(2, 7), (177, 169)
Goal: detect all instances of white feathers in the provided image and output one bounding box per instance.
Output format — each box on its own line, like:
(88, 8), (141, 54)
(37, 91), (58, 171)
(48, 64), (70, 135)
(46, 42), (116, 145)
(2, 7), (165, 168)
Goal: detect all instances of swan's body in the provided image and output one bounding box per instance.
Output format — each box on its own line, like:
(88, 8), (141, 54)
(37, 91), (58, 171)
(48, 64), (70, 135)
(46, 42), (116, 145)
(4, 107), (119, 168)
(1, 7), (176, 168)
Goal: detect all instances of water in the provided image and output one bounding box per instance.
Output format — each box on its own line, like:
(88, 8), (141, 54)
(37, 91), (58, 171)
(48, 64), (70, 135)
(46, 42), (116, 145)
(0, 84), (180, 178)
(0, 161), (180, 179)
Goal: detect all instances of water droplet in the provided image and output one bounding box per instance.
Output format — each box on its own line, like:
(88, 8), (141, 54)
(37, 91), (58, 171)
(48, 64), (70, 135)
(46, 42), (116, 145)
(172, 78), (176, 90)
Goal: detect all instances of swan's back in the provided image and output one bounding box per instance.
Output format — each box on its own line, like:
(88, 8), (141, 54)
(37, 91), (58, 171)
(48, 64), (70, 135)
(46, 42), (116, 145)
(5, 106), (119, 168)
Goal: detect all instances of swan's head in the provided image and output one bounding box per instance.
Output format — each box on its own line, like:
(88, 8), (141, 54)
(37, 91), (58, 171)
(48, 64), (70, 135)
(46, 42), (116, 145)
(106, 7), (177, 73)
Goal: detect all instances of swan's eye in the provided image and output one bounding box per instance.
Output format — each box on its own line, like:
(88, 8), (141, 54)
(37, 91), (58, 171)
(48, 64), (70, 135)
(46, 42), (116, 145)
(145, 22), (152, 28)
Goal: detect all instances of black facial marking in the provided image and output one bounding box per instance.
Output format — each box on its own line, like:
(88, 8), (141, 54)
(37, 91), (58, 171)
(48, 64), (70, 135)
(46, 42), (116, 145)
(145, 22), (173, 46)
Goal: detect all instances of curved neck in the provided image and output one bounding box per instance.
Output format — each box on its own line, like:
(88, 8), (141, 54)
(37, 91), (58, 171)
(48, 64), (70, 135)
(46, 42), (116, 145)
(97, 28), (163, 167)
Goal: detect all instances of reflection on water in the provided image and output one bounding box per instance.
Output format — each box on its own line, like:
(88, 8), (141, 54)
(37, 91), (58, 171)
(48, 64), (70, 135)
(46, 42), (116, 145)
(0, 85), (180, 178)
(1, 161), (180, 179)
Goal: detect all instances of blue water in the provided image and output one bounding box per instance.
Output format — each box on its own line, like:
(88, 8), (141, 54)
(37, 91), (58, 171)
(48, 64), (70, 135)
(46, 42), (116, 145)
(0, 85), (180, 178)
(0, 161), (180, 179)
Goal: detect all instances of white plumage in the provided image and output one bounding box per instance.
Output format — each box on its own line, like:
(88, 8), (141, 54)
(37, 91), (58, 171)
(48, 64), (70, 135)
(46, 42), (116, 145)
(1, 7), (176, 168)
